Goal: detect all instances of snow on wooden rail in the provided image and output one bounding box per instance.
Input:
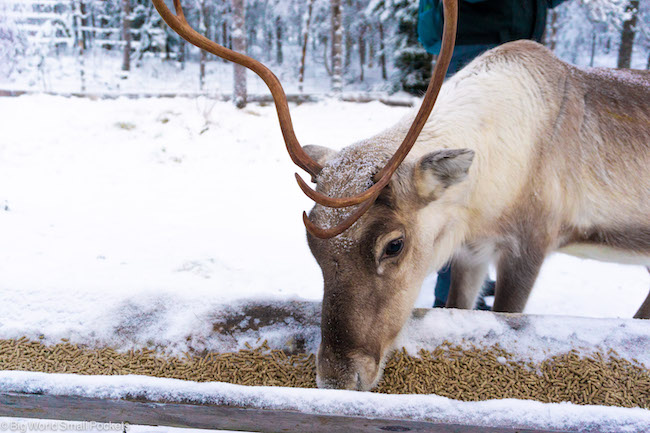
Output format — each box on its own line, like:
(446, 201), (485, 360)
(0, 391), (565, 433)
(0, 305), (649, 432)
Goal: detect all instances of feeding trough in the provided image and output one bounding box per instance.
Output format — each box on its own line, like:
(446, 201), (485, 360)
(1, 301), (649, 433)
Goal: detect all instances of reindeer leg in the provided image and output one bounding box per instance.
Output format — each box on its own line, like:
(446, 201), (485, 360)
(446, 249), (491, 310)
(634, 267), (650, 319)
(492, 240), (547, 313)
(634, 291), (650, 319)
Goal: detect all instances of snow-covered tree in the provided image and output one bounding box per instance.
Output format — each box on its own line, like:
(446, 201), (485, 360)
(0, 2), (29, 77)
(366, 0), (393, 80)
(392, 0), (432, 95)
(549, 0), (645, 68)
(2, 0), (649, 94)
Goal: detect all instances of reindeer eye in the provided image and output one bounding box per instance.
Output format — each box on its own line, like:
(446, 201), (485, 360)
(383, 238), (404, 258)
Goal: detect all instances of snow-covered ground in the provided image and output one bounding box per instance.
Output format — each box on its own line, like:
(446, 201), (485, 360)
(0, 94), (647, 350)
(0, 94), (648, 431)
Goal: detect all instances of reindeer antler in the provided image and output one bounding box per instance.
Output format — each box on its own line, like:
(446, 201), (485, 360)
(151, 0), (322, 177)
(152, 0), (457, 239)
(299, 0), (458, 237)
(296, 0), (458, 208)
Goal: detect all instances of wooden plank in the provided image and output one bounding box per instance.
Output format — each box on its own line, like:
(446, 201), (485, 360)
(0, 391), (568, 433)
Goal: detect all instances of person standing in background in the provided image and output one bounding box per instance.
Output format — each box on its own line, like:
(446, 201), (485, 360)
(418, 0), (569, 308)
(419, 0), (569, 74)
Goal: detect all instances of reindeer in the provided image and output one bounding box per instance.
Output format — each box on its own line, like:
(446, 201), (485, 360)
(153, 0), (650, 391)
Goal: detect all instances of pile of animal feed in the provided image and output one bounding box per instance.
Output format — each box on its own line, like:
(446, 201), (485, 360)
(0, 338), (648, 408)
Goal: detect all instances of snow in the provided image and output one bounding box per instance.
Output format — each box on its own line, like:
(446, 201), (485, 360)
(399, 308), (650, 368)
(0, 94), (649, 429)
(0, 94), (647, 352)
(0, 95), (414, 352)
(0, 370), (649, 433)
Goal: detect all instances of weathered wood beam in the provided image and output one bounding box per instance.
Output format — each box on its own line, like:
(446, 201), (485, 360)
(0, 391), (567, 433)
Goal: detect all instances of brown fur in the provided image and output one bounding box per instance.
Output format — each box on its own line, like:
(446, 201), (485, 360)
(306, 41), (650, 390)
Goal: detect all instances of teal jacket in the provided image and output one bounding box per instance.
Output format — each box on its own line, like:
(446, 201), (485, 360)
(419, 0), (568, 54)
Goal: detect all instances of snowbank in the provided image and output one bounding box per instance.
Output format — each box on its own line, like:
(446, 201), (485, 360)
(0, 95), (647, 357)
(0, 370), (648, 433)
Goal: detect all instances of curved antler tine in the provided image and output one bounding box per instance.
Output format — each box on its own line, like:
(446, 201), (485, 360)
(152, 0), (323, 178)
(296, 0), (458, 208)
(296, 172), (391, 208)
(303, 192), (380, 239)
(172, 0), (185, 20)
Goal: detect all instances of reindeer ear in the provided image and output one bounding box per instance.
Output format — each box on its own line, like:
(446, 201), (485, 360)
(303, 145), (338, 167)
(413, 149), (474, 200)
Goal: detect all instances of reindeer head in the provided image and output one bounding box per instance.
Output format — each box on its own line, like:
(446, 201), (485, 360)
(305, 141), (474, 390)
(153, 0), (459, 391)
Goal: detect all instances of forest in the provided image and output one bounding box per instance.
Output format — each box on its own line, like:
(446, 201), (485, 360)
(2, 0), (649, 102)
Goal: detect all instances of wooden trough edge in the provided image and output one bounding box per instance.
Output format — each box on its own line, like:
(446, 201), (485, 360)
(0, 391), (568, 433)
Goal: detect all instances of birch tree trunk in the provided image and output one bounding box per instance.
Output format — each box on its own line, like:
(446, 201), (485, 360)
(121, 0), (131, 72)
(198, 0), (207, 90)
(79, 0), (89, 50)
(222, 21), (228, 51)
(179, 40), (186, 70)
(232, 0), (247, 108)
(275, 16), (283, 65)
(322, 36), (332, 76)
(73, 0), (86, 91)
(378, 21), (387, 80)
(331, 0), (343, 93)
(358, 22), (366, 82)
(617, 0), (639, 69)
(368, 23), (375, 68)
(344, 0), (352, 71)
(298, 0), (315, 93)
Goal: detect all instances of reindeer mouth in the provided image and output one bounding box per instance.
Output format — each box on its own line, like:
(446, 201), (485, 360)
(316, 347), (385, 391)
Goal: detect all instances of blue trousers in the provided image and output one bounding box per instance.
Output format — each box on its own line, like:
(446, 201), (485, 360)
(433, 263), (452, 307)
(446, 44), (498, 76)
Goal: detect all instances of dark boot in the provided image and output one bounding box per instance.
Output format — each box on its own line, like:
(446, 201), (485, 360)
(475, 279), (496, 311)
